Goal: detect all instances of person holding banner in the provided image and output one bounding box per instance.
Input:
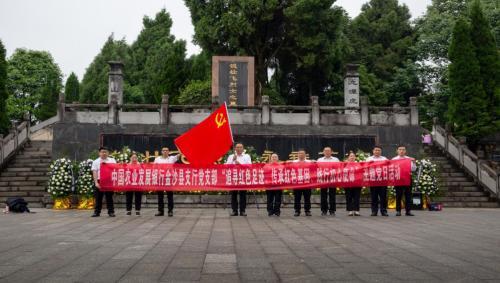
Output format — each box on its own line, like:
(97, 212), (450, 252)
(154, 147), (180, 217)
(125, 152), (143, 216)
(317, 147), (339, 216)
(367, 146), (389, 217)
(91, 147), (116, 217)
(345, 151), (362, 216)
(226, 143), (252, 216)
(392, 145), (416, 216)
(293, 149), (313, 217)
(266, 153), (282, 217)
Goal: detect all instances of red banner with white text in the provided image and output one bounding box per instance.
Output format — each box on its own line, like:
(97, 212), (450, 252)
(98, 159), (411, 191)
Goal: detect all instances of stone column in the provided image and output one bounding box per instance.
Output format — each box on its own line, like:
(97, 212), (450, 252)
(360, 96), (369, 126)
(261, 95), (270, 125)
(344, 64), (360, 114)
(57, 92), (65, 122)
(108, 61), (124, 106)
(211, 95), (220, 112)
(160, 94), (169, 125)
(410, 96), (419, 126)
(108, 94), (119, 124)
(311, 96), (320, 126)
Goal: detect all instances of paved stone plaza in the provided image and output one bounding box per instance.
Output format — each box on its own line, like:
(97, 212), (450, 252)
(0, 208), (500, 282)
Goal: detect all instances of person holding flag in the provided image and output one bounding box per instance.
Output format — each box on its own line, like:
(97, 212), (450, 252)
(91, 147), (116, 217)
(154, 147), (180, 217)
(225, 143), (252, 216)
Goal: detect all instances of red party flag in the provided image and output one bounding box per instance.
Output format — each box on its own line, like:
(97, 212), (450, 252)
(174, 103), (234, 166)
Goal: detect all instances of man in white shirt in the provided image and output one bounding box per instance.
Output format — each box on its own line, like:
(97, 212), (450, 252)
(317, 147), (340, 216)
(292, 149), (314, 217)
(392, 145), (416, 216)
(225, 143), (252, 216)
(366, 145), (389, 217)
(91, 147), (117, 217)
(154, 147), (180, 217)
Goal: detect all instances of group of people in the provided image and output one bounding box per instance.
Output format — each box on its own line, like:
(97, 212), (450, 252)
(90, 144), (416, 218)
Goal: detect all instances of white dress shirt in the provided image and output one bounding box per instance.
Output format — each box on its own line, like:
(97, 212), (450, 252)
(292, 159), (313, 163)
(317, 156), (340, 163)
(154, 155), (179, 164)
(225, 153), (252, 165)
(91, 157), (116, 180)
(392, 155), (417, 172)
(366, 155), (388, 162)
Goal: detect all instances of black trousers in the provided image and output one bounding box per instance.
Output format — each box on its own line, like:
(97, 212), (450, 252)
(294, 189), (311, 213)
(266, 190), (282, 214)
(231, 190), (247, 212)
(125, 191), (143, 211)
(346, 187), (361, 211)
(370, 186), (387, 214)
(94, 186), (114, 215)
(395, 186), (412, 213)
(320, 187), (336, 212)
(158, 191), (174, 213)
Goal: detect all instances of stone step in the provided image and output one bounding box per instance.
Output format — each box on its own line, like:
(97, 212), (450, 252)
(12, 159), (52, 164)
(9, 163), (51, 169)
(440, 172), (466, 177)
(0, 180), (47, 186)
(0, 191), (46, 197)
(0, 196), (44, 203)
(14, 155), (52, 160)
(0, 171), (48, 177)
(438, 181), (477, 187)
(438, 177), (471, 182)
(434, 196), (491, 202)
(3, 186), (46, 192)
(440, 202), (499, 208)
(444, 191), (488, 197)
(444, 186), (482, 192)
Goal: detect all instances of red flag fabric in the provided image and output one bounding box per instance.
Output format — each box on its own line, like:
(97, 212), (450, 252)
(175, 103), (233, 166)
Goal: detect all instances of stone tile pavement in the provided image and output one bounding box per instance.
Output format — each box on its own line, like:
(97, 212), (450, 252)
(0, 208), (500, 282)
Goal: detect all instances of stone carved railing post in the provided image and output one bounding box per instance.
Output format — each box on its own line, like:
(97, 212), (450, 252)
(160, 94), (169, 125)
(108, 94), (119, 124)
(57, 92), (65, 122)
(410, 96), (418, 126)
(261, 95), (270, 125)
(360, 96), (369, 126)
(311, 96), (320, 126)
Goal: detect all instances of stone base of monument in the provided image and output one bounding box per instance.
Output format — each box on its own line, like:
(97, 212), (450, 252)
(44, 194), (376, 209)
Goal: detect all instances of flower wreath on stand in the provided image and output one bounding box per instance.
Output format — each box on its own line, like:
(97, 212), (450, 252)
(75, 159), (95, 209)
(47, 158), (74, 209)
(413, 159), (439, 204)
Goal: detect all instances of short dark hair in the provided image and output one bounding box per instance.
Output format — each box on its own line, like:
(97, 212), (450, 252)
(373, 145), (382, 150)
(99, 146), (109, 152)
(297, 148), (306, 153)
(234, 142), (244, 147)
(397, 144), (407, 149)
(161, 147), (169, 151)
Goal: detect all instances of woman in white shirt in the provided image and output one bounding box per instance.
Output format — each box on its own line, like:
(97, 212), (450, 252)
(125, 152), (143, 216)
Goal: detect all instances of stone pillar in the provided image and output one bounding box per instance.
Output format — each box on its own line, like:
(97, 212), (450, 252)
(0, 134), (4, 164)
(57, 92), (65, 122)
(261, 95), (270, 125)
(311, 96), (320, 126)
(108, 94), (119, 124)
(410, 96), (418, 126)
(11, 121), (18, 148)
(160, 94), (169, 125)
(108, 61), (124, 106)
(344, 64), (360, 114)
(211, 95), (220, 112)
(360, 96), (369, 126)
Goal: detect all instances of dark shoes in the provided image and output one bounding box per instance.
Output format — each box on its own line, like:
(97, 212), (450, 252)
(240, 211), (247, 217)
(168, 211), (173, 217)
(321, 211), (327, 216)
(108, 213), (115, 217)
(406, 212), (415, 216)
(126, 211), (132, 216)
(136, 211), (140, 216)
(305, 211), (312, 217)
(230, 211), (238, 216)
(396, 211), (402, 216)
(91, 213), (100, 217)
(381, 212), (389, 217)
(371, 212), (378, 216)
(155, 211), (164, 216)
(294, 212), (300, 217)
(329, 211), (335, 216)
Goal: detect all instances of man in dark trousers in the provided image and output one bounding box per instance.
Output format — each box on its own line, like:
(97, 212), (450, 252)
(91, 147), (116, 217)
(367, 145), (389, 217)
(317, 147), (340, 216)
(392, 145), (416, 216)
(154, 147), (179, 217)
(292, 149), (313, 217)
(225, 143), (252, 216)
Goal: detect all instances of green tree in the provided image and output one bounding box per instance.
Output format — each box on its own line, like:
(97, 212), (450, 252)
(177, 80), (211, 105)
(347, 0), (416, 105)
(186, 51), (211, 82)
(80, 35), (130, 103)
(184, 0), (289, 103)
(447, 17), (490, 142)
(6, 48), (62, 122)
(37, 73), (59, 120)
(64, 72), (79, 103)
(469, 0), (500, 125)
(0, 40), (9, 135)
(129, 9), (188, 103)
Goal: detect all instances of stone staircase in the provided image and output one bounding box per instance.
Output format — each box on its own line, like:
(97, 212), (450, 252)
(423, 146), (498, 208)
(0, 140), (52, 208)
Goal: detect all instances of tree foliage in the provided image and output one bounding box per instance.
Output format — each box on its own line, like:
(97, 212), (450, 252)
(64, 72), (79, 103)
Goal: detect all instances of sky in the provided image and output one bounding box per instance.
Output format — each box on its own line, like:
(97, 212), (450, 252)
(0, 0), (431, 80)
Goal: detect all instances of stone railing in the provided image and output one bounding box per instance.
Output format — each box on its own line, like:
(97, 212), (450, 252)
(432, 123), (499, 198)
(61, 94), (419, 127)
(0, 120), (30, 168)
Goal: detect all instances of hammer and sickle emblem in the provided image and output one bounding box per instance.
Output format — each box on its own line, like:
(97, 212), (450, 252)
(215, 113), (227, 128)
